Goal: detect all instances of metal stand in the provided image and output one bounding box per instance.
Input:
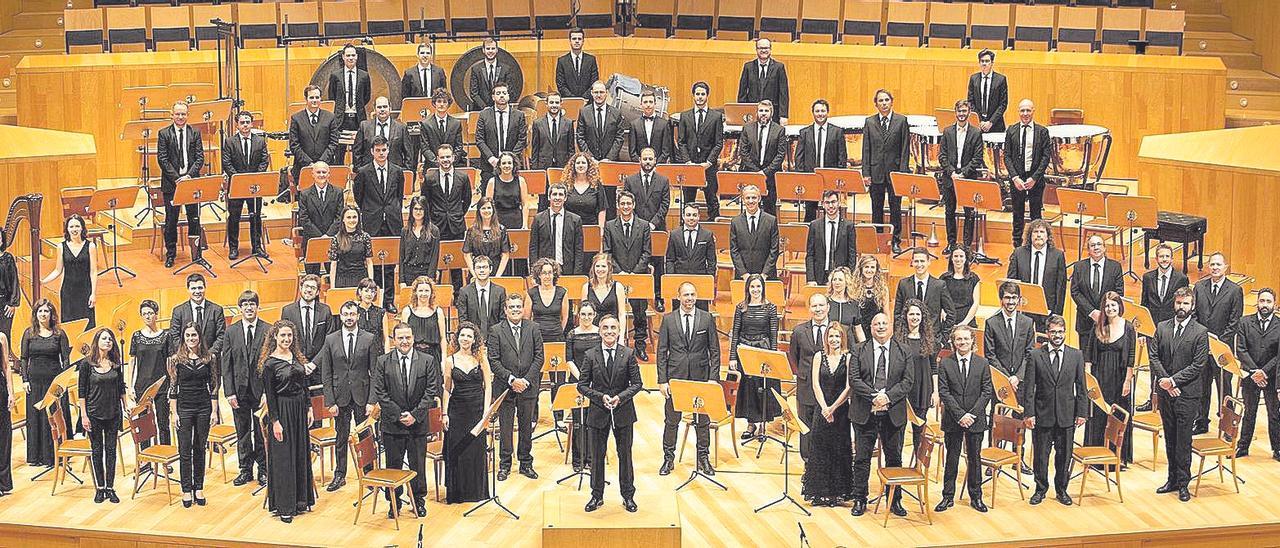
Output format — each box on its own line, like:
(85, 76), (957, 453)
(31, 463), (80, 484)
(231, 249), (273, 273)
(98, 210), (136, 286)
(464, 423), (518, 520)
(753, 421), (809, 516)
(174, 234), (217, 278)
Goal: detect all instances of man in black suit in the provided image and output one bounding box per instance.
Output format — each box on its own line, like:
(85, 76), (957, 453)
(862, 89), (910, 250)
(656, 282), (720, 476)
(984, 281), (1036, 396)
(1237, 288), (1280, 459)
(400, 42), (446, 100)
(805, 191), (856, 285)
(421, 144), (472, 241)
(937, 100), (985, 253)
(936, 325), (994, 513)
(848, 313), (914, 517)
(793, 99), (848, 221)
(579, 315), (643, 513)
(353, 137), (404, 303)
(222, 111), (270, 261)
(728, 185), (780, 279)
(666, 203), (716, 311)
(529, 92), (575, 174)
(474, 81), (528, 192)
(1193, 251), (1245, 433)
(467, 38), (506, 112)
(288, 85), (340, 188)
(456, 256), (506, 333)
(1022, 315), (1087, 506)
(528, 183), (585, 275)
(622, 149), (669, 311)
(675, 82), (725, 220)
(169, 273), (226, 358)
(736, 38), (790, 123)
(577, 81), (625, 219)
(157, 101), (205, 268)
(1070, 235), (1125, 349)
(967, 49), (1009, 134)
(736, 100), (788, 214)
(1003, 99), (1052, 245)
(556, 28), (599, 101)
(418, 90), (467, 171)
(894, 248), (954, 334)
(298, 162), (343, 275)
(488, 294), (545, 480)
(371, 323), (440, 518)
(280, 274), (333, 369)
(1006, 219), (1068, 326)
(328, 44), (372, 163)
(602, 190), (653, 359)
(628, 90), (673, 162)
(353, 97), (413, 171)
(219, 290), (268, 487)
(787, 293), (843, 459)
(317, 301), (378, 491)
(1149, 287), (1210, 502)
(1137, 243), (1190, 412)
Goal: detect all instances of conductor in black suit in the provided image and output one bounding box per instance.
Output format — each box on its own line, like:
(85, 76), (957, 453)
(1149, 287), (1209, 502)
(1022, 315), (1087, 505)
(474, 82), (528, 192)
(316, 301), (378, 491)
(736, 38), (790, 123)
(579, 315), (643, 513)
(1069, 235), (1125, 352)
(528, 183), (585, 275)
(728, 185), (780, 279)
(280, 275), (333, 366)
(328, 44), (372, 162)
(488, 294), (545, 480)
(157, 101), (205, 268)
(675, 82), (725, 220)
(736, 101), (788, 215)
(288, 85), (340, 188)
(656, 282), (720, 476)
(848, 313), (914, 517)
(529, 92), (576, 173)
(421, 144), (472, 241)
(555, 28), (599, 101)
(466, 38), (507, 112)
(805, 191), (856, 285)
(170, 273), (226, 358)
(895, 248), (954, 334)
(793, 99), (848, 221)
(577, 81), (625, 219)
(220, 290), (268, 486)
(935, 325), (993, 513)
(1193, 252), (1245, 433)
(862, 89), (910, 250)
(1003, 99), (1052, 245)
(937, 100), (985, 253)
(400, 42), (447, 100)
(298, 162), (342, 276)
(967, 49), (1009, 133)
(1237, 288), (1280, 459)
(628, 91), (673, 162)
(602, 191), (653, 359)
(371, 323), (440, 517)
(221, 111), (270, 261)
(418, 90), (467, 171)
(1006, 219), (1068, 325)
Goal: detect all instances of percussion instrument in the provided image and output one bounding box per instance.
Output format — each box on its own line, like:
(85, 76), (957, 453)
(827, 115), (866, 167)
(981, 132), (1006, 181)
(1046, 124), (1111, 187)
(909, 126), (944, 174)
(906, 114), (938, 128)
(605, 73), (671, 118)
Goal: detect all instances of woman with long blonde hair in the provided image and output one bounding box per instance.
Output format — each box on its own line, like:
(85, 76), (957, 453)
(852, 255), (889, 340)
(399, 275), (448, 365)
(826, 266), (866, 343)
(258, 320), (316, 523)
(582, 253), (629, 338)
(442, 321), (492, 503)
(801, 324), (854, 506)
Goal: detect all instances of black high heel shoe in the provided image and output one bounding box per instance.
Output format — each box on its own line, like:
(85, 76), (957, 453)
(182, 492), (193, 508)
(195, 495), (207, 506)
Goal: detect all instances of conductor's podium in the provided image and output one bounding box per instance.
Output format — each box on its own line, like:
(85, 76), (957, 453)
(542, 492), (680, 547)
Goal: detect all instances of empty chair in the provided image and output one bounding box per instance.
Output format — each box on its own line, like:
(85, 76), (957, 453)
(406, 0), (448, 37)
(1056, 6), (1099, 53)
(150, 6), (192, 52)
(236, 3), (280, 49)
(716, 0), (757, 41)
(1143, 9), (1184, 55)
(278, 2), (320, 45)
(64, 8), (105, 54)
(760, 0), (801, 43)
(633, 0), (675, 38)
(574, 0), (616, 37)
(534, 0), (573, 38)
(321, 1), (363, 42)
(1100, 7), (1141, 54)
(105, 6), (148, 53)
(1076, 0), (1116, 6)
(493, 0), (534, 33)
(366, 0), (408, 44)
(842, 0), (883, 45)
(674, 0), (715, 39)
(926, 2), (968, 49)
(447, 0), (490, 34)
(969, 3), (1012, 52)
(798, 0), (840, 44)
(1012, 4), (1054, 52)
(884, 1), (926, 47)
(192, 5), (234, 51)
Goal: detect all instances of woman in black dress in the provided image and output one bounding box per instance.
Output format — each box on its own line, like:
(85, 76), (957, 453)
(0, 230), (20, 342)
(826, 266), (866, 343)
(895, 298), (939, 443)
(583, 253), (629, 336)
(943, 246), (981, 329)
(399, 197), (441, 286)
(527, 258), (568, 343)
(853, 255), (889, 341)
(0, 329), (12, 495)
(1084, 291), (1136, 464)
(729, 275), (781, 441)
(802, 325), (854, 506)
(486, 152), (530, 230)
(20, 299), (70, 468)
(564, 303), (601, 471)
(561, 152), (607, 229)
(260, 320), (317, 523)
(442, 322), (492, 503)
(356, 278), (387, 353)
(129, 300), (173, 446)
(399, 276), (446, 366)
(78, 327), (128, 504)
(166, 322), (219, 508)
(329, 206), (374, 289)
(41, 214), (97, 327)
(462, 197), (512, 277)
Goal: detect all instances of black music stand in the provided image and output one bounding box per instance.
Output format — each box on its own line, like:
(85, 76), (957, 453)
(1106, 195), (1157, 282)
(1055, 188), (1106, 261)
(890, 172), (941, 258)
(90, 186), (142, 287)
(171, 176), (222, 277)
(670, 379), (729, 492)
(228, 172), (277, 273)
(122, 119), (171, 227)
(464, 391), (518, 520)
(954, 178), (1004, 266)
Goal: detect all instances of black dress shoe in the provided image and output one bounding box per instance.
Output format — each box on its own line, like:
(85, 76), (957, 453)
(1020, 464), (1034, 475)
(519, 466), (539, 480)
(326, 475), (347, 492)
(623, 498), (638, 512)
(970, 499), (988, 513)
(697, 457), (715, 476)
(934, 498), (953, 512)
(258, 473), (268, 486)
(1179, 487), (1192, 502)
(850, 499), (866, 516)
(195, 496), (207, 506)
(1156, 482), (1177, 494)
(414, 501), (427, 517)
(280, 515), (293, 524)
(1272, 451), (1280, 462)
(497, 469), (510, 482)
(585, 497), (604, 512)
(252, 248), (268, 258)
(387, 507), (397, 519)
(636, 348), (649, 362)
(572, 462), (584, 473)
(164, 256), (175, 268)
(182, 498), (193, 508)
(1029, 491), (1045, 505)
(94, 489), (106, 504)
(655, 300), (665, 313)
(1236, 448), (1249, 458)
(228, 249), (239, 260)
(659, 457), (674, 476)
(1135, 401), (1153, 412)
(233, 471), (254, 486)
(889, 502), (908, 517)
(1056, 493), (1073, 506)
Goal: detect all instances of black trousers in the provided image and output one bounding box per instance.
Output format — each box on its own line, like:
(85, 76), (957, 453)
(225, 197), (264, 252)
(852, 414), (905, 504)
(942, 429), (984, 500)
(88, 416), (119, 489)
(590, 422), (635, 500)
(498, 396), (537, 469)
(176, 405), (211, 492)
(1009, 184), (1045, 246)
(797, 402), (816, 460)
(0, 400), (9, 492)
(762, 173), (778, 215)
(334, 404), (368, 477)
(383, 432), (427, 503)
(231, 399), (266, 476)
(869, 183), (903, 241)
(375, 265), (397, 309)
(0, 309), (13, 346)
(939, 181), (976, 249)
(1198, 367), (1233, 428)
(662, 396), (709, 459)
(1032, 425), (1074, 494)
(630, 299), (649, 347)
(162, 192), (202, 258)
(603, 185), (619, 222)
(1160, 395), (1199, 488)
(681, 164), (720, 219)
(1240, 381), (1280, 454)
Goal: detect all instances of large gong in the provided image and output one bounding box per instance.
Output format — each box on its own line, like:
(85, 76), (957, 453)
(448, 45), (525, 111)
(307, 47), (405, 110)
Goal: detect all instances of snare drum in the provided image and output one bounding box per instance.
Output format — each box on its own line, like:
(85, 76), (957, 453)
(910, 126), (944, 174)
(1047, 124), (1111, 185)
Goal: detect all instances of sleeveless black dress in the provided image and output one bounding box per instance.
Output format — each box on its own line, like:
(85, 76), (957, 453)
(1085, 323), (1136, 463)
(406, 308), (443, 366)
(61, 242), (95, 327)
(444, 357), (489, 503)
(528, 286), (567, 342)
(491, 176), (524, 229)
(801, 353), (854, 504)
(586, 283), (620, 326)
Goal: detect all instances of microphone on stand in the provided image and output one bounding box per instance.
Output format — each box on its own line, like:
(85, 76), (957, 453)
(798, 522), (810, 548)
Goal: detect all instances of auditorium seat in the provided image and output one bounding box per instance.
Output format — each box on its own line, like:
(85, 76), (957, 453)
(798, 0), (841, 44)
(633, 0), (675, 39)
(969, 3), (1012, 52)
(842, 0), (883, 45)
(367, 0), (408, 44)
(533, 0), (573, 39)
(1056, 6), (1099, 53)
(321, 1), (363, 42)
(715, 0), (757, 41)
(278, 2), (320, 45)
(447, 0), (490, 35)
(105, 6), (148, 53)
(1143, 9), (1184, 55)
(574, 0), (616, 38)
(64, 8), (105, 54)
(759, 0), (801, 43)
(493, 0), (534, 34)
(1099, 7), (1141, 54)
(1012, 4), (1054, 52)
(150, 6), (192, 52)
(673, 0), (715, 39)
(926, 2), (968, 49)
(192, 4), (233, 50)
(1076, 0), (1116, 6)
(236, 3), (280, 49)
(884, 1), (926, 47)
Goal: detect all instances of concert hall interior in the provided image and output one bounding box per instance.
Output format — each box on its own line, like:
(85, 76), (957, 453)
(0, 0), (1279, 546)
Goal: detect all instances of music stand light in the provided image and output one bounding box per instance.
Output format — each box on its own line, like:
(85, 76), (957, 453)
(227, 172), (278, 273)
(89, 186), (142, 287)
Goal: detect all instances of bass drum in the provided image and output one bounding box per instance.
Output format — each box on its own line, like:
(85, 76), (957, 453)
(307, 46), (405, 111)
(447, 46), (526, 112)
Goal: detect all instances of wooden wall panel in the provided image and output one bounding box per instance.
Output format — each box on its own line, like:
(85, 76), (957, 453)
(1221, 0), (1280, 76)
(0, 154), (98, 245)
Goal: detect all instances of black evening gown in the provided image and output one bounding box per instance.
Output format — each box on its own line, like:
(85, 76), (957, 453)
(329, 232), (373, 288)
(357, 305), (386, 352)
(407, 308), (443, 366)
(263, 356), (316, 517)
(900, 336), (936, 418)
(857, 288), (883, 343)
(528, 286), (567, 342)
(61, 242), (95, 327)
(130, 329), (174, 446)
(801, 353), (854, 503)
(564, 330), (601, 467)
(22, 331), (70, 466)
(444, 358), (489, 503)
(491, 176), (525, 229)
(828, 298), (862, 337)
(1084, 323), (1136, 463)
(943, 272), (980, 328)
(731, 303), (781, 422)
(586, 283), (620, 325)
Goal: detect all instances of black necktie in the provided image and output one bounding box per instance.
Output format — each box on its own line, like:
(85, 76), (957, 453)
(605, 348), (615, 373)
(1032, 251), (1042, 285)
(816, 125), (825, 166)
(684, 314), (693, 342)
(442, 171), (451, 196)
(596, 107), (604, 137)
(643, 173), (651, 194)
(512, 324), (521, 353)
(574, 55), (580, 75)
(438, 117), (446, 135)
(623, 222), (631, 240)
(178, 127), (188, 172)
(982, 75), (990, 113)
(402, 355), (411, 393)
(347, 70), (355, 108)
(758, 125), (768, 165)
(378, 123), (387, 140)
(194, 305), (203, 328)
(1007, 315), (1015, 337)
(488, 64), (496, 85)
(242, 137), (250, 162)
(916, 280), (924, 301)
(318, 187), (325, 203)
(346, 332), (354, 362)
(1159, 273), (1168, 300)
(882, 116), (889, 132)
(1093, 263), (1101, 295)
(1174, 322), (1184, 341)
(1213, 283), (1220, 297)
(497, 110), (506, 151)
(303, 305), (312, 344)
(759, 63), (766, 81)
(550, 116), (558, 141)
(420, 67), (427, 91)
(826, 221), (836, 268)
(960, 357), (968, 378)
(749, 215), (756, 234)
(378, 166), (386, 194)
(478, 288), (487, 325)
(310, 112), (318, 126)
(874, 346), (887, 390)
(814, 324), (824, 346)
(696, 109), (704, 133)
(245, 324), (255, 363)
(686, 230), (695, 250)
(1052, 349), (1061, 375)
(552, 213), (562, 263)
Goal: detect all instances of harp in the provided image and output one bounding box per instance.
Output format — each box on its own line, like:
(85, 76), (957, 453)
(3, 194), (42, 372)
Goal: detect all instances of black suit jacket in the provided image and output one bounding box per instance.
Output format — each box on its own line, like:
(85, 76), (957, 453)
(400, 63), (447, 99)
(353, 118), (413, 171)
(420, 169), (472, 241)
(372, 349), (440, 435)
(1237, 314), (1280, 387)
(787, 321), (848, 408)
(456, 283), (507, 332)
(967, 71), (1009, 133)
(665, 225), (716, 275)
(317, 328), (378, 407)
(576, 102), (625, 161)
(169, 300), (226, 357)
(895, 275), (955, 332)
(487, 319), (545, 400)
(628, 115), (675, 163)
(657, 308), (720, 383)
(298, 184), (343, 241)
(555, 52), (599, 100)
(729, 211), (780, 278)
(577, 345), (643, 429)
(622, 171), (670, 231)
(983, 311), (1036, 381)
(675, 107), (725, 164)
(352, 162), (405, 237)
(939, 124), (985, 181)
(467, 61), (509, 111)
(418, 114), (467, 168)
(861, 113), (910, 185)
(938, 353), (994, 432)
(1194, 277), (1244, 341)
(280, 300), (334, 361)
(1003, 123), (1052, 182)
(219, 319), (268, 402)
(1006, 245), (1068, 316)
(475, 106), (528, 167)
(1141, 268), (1190, 326)
(1069, 258), (1125, 334)
(156, 124), (205, 193)
(805, 216), (856, 284)
(530, 114), (576, 170)
(848, 340), (915, 427)
(328, 68), (372, 121)
(1022, 345), (1088, 429)
(221, 133), (270, 177)
(528, 208), (585, 275)
(288, 109), (340, 171)
(736, 60), (790, 119)
(1148, 318), (1210, 399)
(793, 123), (848, 172)
(737, 121), (787, 176)
(602, 217), (652, 274)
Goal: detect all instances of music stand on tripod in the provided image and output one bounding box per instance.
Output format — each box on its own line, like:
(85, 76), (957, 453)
(775, 172), (822, 224)
(954, 177), (1005, 265)
(1054, 188), (1106, 260)
(655, 163), (708, 214)
(89, 186), (142, 287)
(371, 236), (401, 301)
(816, 167), (866, 221)
(737, 345), (794, 458)
(889, 171), (941, 258)
(464, 391), (518, 520)
(227, 172), (277, 273)
(754, 389), (811, 516)
(534, 342), (568, 449)
(122, 119), (171, 226)
(551, 382), (592, 490)
(171, 176), (223, 277)
(186, 99), (234, 220)
(669, 379), (729, 492)
(716, 171), (767, 212)
(1105, 195), (1157, 282)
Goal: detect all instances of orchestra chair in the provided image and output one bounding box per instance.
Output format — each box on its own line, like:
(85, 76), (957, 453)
(678, 369), (740, 465)
(422, 399), (446, 501)
(1076, 0), (1116, 6)
(59, 186), (110, 264)
(1099, 7), (1142, 54)
(1131, 389), (1163, 470)
(674, 0), (716, 39)
(366, 0), (409, 44)
(278, 1), (321, 46)
(713, 0), (757, 41)
(925, 1), (968, 49)
(533, 0), (572, 38)
(884, 1), (927, 47)
(759, 0), (801, 43)
(634, 0), (676, 38)
(1056, 6), (1100, 53)
(1192, 396), (1243, 496)
(905, 401), (945, 482)
(150, 6), (193, 52)
(308, 385), (341, 485)
(1144, 9), (1185, 55)
(12, 388), (26, 440)
(842, 0), (883, 45)
(493, 0), (534, 34)
(128, 400), (181, 504)
(105, 6), (148, 53)
(874, 433), (936, 527)
(1071, 404), (1128, 505)
(798, 0), (840, 44)
(961, 405), (1026, 508)
(406, 0), (448, 38)
(65, 8), (105, 54)
(350, 410), (418, 530)
(448, 0), (492, 34)
(575, 0), (617, 38)
(969, 3), (1012, 51)
(48, 395), (92, 496)
(322, 1), (363, 41)
(193, 5), (234, 50)
(236, 3), (280, 49)
(206, 411), (239, 484)
(1012, 4), (1054, 51)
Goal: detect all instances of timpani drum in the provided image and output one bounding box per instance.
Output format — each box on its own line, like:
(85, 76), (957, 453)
(1047, 124), (1111, 187)
(910, 126), (944, 174)
(982, 131), (1006, 181)
(827, 115), (866, 167)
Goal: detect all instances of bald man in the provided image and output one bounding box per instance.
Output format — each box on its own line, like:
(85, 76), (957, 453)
(1003, 99), (1051, 245)
(353, 96), (412, 171)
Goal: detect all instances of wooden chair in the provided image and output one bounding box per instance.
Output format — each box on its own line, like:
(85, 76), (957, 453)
(493, 0), (534, 33)
(278, 2), (321, 46)
(448, 0), (491, 34)
(128, 401), (180, 503)
(674, 0), (716, 39)
(1192, 396), (1243, 496)
(759, 0), (801, 43)
(963, 408), (1026, 508)
(1144, 9), (1184, 55)
(236, 2), (280, 49)
(58, 185), (110, 264)
(407, 0), (448, 38)
(713, 0), (756, 41)
(574, 0), (616, 37)
(65, 8), (105, 54)
(906, 401), (945, 482)
(1056, 6), (1100, 53)
(842, 0), (883, 45)
(1012, 5), (1054, 52)
(677, 369), (740, 465)
(149, 6), (193, 52)
(206, 413), (239, 484)
(192, 5), (234, 51)
(422, 401), (445, 501)
(926, 2), (968, 49)
(969, 3), (1011, 51)
(798, 0), (840, 44)
(308, 387), (340, 484)
(48, 396), (92, 496)
(1099, 7), (1142, 54)
(321, 1), (363, 41)
(884, 1), (926, 47)
(1131, 390), (1163, 470)
(874, 433), (935, 527)
(633, 0), (675, 39)
(350, 414), (417, 530)
(366, 0), (408, 44)
(12, 389), (27, 440)
(1071, 404), (1128, 505)
(105, 6), (148, 53)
